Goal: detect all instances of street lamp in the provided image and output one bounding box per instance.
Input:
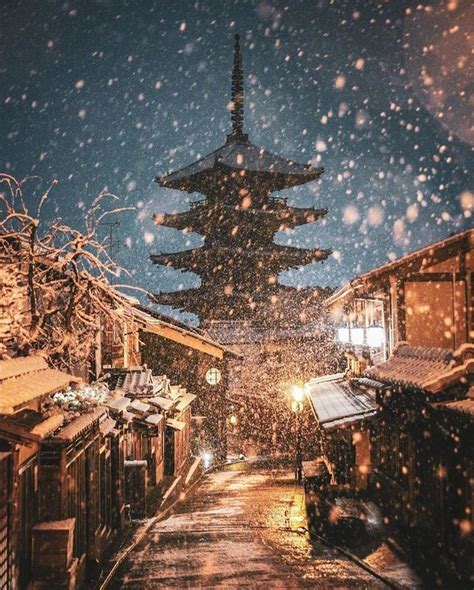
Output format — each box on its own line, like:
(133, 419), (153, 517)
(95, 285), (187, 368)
(291, 385), (304, 484)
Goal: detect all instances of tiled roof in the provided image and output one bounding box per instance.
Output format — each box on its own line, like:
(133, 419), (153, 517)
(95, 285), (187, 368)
(106, 368), (154, 396)
(0, 356), (81, 415)
(305, 373), (377, 430)
(440, 399), (474, 419)
(50, 407), (106, 443)
(365, 343), (474, 394)
(158, 138), (323, 191)
(147, 396), (175, 412)
(0, 356), (47, 380)
(205, 319), (324, 345)
(0, 410), (64, 444)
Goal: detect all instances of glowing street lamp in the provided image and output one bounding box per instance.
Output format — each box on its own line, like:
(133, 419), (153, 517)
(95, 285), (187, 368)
(291, 385), (304, 404)
(291, 384), (304, 484)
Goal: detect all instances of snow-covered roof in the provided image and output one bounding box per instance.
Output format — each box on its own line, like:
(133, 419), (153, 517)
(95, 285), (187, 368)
(175, 393), (196, 413)
(326, 228), (474, 307)
(305, 373), (377, 430)
(106, 367), (154, 397)
(147, 395), (175, 412)
(365, 343), (474, 394)
(205, 319), (325, 345)
(0, 410), (64, 445)
(158, 138), (323, 191)
(0, 356), (81, 415)
(166, 418), (186, 431)
(50, 407), (106, 443)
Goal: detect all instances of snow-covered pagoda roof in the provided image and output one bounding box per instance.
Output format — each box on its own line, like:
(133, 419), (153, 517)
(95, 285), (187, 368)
(305, 373), (378, 430)
(157, 34), (323, 193)
(158, 138), (324, 192)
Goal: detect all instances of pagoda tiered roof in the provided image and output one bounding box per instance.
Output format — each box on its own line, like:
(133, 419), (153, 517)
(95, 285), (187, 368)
(152, 283), (325, 322)
(153, 200), (328, 232)
(157, 138), (324, 193)
(150, 244), (331, 273)
(150, 34), (330, 323)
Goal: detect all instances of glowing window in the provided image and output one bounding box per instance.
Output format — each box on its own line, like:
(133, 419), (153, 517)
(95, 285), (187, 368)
(205, 367), (221, 386)
(350, 328), (364, 346)
(367, 326), (384, 348)
(337, 327), (350, 343)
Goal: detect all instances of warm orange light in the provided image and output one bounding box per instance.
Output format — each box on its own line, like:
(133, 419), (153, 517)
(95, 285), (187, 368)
(291, 385), (304, 403)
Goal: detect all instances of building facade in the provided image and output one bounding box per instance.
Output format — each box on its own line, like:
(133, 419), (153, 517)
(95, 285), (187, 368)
(305, 230), (474, 584)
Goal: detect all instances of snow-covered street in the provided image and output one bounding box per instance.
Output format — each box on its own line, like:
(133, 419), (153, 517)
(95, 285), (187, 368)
(109, 462), (419, 589)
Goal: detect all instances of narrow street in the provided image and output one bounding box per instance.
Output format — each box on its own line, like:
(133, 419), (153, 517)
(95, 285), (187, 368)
(109, 462), (420, 589)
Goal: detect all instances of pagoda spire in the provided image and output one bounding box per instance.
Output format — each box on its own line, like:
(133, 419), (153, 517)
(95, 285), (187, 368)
(228, 33), (248, 142)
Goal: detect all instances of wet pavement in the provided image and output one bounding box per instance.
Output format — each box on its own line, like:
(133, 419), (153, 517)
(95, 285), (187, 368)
(110, 462), (420, 589)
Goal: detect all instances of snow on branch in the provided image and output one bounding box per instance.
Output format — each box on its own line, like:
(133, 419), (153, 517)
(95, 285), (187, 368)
(0, 173), (136, 371)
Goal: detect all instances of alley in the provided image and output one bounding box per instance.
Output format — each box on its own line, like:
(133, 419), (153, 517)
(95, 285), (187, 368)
(109, 462), (419, 589)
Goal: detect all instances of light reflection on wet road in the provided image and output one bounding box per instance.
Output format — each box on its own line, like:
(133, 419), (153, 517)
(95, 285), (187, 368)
(111, 463), (419, 588)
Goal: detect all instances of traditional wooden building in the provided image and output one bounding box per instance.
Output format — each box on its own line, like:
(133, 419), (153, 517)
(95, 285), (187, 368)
(106, 367), (196, 516)
(365, 344), (474, 583)
(115, 305), (236, 461)
(326, 229), (473, 361)
(36, 406), (120, 587)
(0, 357), (78, 589)
(305, 373), (378, 493)
(305, 230), (474, 583)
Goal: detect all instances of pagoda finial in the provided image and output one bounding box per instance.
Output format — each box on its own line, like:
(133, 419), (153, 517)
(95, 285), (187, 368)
(228, 33), (248, 142)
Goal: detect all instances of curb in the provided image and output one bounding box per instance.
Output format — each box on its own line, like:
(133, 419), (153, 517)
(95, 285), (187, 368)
(300, 526), (401, 589)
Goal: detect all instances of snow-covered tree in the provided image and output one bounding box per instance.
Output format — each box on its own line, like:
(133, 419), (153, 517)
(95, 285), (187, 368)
(0, 173), (133, 372)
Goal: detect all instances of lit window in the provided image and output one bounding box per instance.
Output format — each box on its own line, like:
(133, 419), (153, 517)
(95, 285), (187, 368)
(205, 367), (221, 385)
(350, 328), (364, 345)
(337, 327), (350, 343)
(367, 326), (384, 348)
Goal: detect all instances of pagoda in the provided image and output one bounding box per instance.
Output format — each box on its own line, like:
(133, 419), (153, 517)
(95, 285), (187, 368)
(151, 34), (330, 326)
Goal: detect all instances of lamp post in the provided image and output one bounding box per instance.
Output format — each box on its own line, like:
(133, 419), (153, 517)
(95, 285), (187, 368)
(291, 385), (304, 484)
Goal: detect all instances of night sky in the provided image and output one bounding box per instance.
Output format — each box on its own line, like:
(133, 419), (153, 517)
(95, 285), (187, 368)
(1, 0), (472, 323)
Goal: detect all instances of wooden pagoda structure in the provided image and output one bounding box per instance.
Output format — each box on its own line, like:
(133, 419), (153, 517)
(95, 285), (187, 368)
(151, 34), (330, 326)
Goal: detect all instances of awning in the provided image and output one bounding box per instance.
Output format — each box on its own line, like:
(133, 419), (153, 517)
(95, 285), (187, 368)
(166, 418), (186, 431)
(0, 411), (64, 445)
(0, 361), (81, 415)
(302, 459), (331, 479)
(175, 393), (197, 413)
(305, 374), (377, 431)
(147, 396), (175, 412)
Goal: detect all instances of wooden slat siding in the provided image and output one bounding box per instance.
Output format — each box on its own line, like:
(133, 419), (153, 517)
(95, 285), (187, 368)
(18, 457), (38, 588)
(469, 272), (473, 341)
(396, 279), (406, 343)
(0, 454), (11, 590)
(143, 321), (224, 359)
(405, 272), (465, 282)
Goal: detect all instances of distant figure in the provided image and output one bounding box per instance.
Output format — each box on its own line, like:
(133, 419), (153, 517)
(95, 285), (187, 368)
(238, 452), (246, 461)
(284, 509), (291, 528)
